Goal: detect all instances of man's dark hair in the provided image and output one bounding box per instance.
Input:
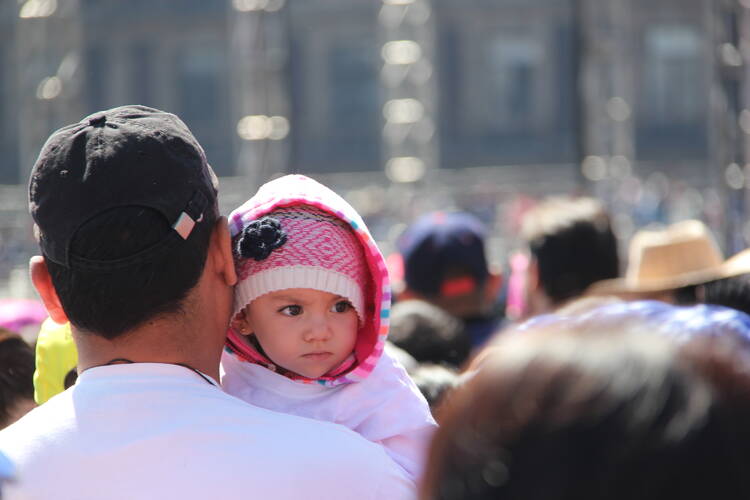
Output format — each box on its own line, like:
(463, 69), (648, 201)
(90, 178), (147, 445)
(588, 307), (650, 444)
(0, 330), (35, 429)
(45, 206), (215, 340)
(389, 299), (472, 368)
(522, 197), (619, 305)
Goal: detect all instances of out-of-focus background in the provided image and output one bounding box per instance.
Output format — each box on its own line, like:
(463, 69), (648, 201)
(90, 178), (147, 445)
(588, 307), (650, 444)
(1, 0), (749, 297)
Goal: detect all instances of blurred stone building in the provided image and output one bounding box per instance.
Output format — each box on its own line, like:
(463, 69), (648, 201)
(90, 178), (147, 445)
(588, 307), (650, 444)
(2, 0), (739, 180)
(0, 0), (748, 294)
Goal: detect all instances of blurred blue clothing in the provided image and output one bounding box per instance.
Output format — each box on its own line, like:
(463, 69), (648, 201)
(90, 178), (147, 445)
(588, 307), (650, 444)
(0, 449), (14, 495)
(520, 300), (750, 346)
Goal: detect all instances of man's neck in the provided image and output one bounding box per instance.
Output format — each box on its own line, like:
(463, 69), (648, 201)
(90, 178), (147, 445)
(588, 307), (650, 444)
(73, 316), (223, 382)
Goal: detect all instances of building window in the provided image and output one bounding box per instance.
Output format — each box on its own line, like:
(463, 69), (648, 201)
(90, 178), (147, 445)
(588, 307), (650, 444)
(636, 24), (707, 160)
(325, 39), (380, 169)
(483, 35), (545, 132)
(0, 45), (18, 184)
(439, 12), (577, 168)
(129, 42), (154, 107)
(643, 25), (704, 125)
(177, 42), (231, 175)
(290, 25), (380, 173)
(85, 46), (107, 113)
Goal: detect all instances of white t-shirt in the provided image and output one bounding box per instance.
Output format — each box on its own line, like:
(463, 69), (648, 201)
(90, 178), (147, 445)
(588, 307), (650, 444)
(0, 363), (415, 500)
(222, 349), (437, 481)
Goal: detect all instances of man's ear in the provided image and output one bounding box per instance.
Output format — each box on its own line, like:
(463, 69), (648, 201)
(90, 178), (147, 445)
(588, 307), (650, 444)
(210, 216), (238, 287)
(29, 256), (68, 324)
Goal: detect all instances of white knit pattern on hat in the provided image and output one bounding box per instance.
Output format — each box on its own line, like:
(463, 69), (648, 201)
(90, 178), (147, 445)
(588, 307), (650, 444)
(233, 265), (364, 323)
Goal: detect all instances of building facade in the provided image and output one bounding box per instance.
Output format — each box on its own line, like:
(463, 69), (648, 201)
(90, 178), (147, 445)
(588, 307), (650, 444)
(2, 0), (735, 181)
(0, 0), (748, 294)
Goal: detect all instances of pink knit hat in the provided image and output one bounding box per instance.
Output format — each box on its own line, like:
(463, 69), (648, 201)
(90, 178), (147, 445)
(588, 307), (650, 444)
(233, 205), (368, 322)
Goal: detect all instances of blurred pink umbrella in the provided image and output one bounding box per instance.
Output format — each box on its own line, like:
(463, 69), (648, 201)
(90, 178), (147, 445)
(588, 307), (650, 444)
(0, 299), (48, 341)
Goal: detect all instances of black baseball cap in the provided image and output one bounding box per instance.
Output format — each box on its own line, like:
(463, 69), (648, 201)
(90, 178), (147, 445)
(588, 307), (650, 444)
(29, 105), (219, 271)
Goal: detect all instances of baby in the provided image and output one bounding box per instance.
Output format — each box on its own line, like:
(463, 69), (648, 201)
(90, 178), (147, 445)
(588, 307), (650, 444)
(221, 174), (436, 481)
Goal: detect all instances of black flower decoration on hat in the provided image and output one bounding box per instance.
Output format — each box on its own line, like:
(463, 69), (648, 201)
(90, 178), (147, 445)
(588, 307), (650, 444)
(237, 216), (287, 261)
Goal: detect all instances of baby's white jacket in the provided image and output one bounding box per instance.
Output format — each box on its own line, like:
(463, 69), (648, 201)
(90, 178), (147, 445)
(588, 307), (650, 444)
(221, 348), (437, 481)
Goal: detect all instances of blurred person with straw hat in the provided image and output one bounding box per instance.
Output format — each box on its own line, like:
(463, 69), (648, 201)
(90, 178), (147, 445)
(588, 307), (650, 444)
(588, 219), (750, 311)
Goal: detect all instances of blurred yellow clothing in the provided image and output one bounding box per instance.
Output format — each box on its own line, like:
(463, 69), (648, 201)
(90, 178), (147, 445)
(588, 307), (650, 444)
(33, 319), (78, 404)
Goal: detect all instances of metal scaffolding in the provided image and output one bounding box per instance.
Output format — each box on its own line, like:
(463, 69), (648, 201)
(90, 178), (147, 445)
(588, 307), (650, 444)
(710, 0), (746, 251)
(15, 0), (85, 183)
(229, 0), (291, 188)
(377, 0), (438, 185)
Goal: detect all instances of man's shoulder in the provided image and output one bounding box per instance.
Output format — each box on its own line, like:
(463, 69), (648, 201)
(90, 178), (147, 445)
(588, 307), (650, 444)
(0, 392), (75, 478)
(0, 388), (415, 500)
(0, 375), (413, 475)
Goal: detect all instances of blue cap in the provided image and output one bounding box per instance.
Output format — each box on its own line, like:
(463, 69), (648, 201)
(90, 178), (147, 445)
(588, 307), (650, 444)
(398, 211), (489, 298)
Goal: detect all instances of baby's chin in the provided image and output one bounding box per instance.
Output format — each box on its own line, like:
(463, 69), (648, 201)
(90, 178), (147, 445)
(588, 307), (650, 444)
(291, 366), (333, 379)
(287, 353), (350, 379)
(286, 361), (340, 380)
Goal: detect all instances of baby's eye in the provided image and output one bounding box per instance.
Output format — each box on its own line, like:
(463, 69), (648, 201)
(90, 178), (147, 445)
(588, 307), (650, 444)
(331, 300), (352, 313)
(280, 305), (303, 316)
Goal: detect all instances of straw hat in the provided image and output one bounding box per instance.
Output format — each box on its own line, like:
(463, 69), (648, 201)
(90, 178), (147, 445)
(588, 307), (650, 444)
(721, 247), (750, 277)
(590, 220), (750, 294)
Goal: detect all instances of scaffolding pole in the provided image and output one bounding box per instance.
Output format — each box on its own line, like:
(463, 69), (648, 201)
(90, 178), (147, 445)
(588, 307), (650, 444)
(377, 0), (438, 189)
(229, 0), (291, 186)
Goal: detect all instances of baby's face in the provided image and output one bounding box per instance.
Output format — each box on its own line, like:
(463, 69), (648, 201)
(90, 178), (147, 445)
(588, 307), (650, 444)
(236, 288), (358, 379)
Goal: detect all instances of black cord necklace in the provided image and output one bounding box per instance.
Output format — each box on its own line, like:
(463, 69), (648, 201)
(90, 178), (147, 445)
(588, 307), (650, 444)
(94, 358), (217, 387)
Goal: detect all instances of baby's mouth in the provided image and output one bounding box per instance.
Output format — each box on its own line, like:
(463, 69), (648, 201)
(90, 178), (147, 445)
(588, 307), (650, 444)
(301, 352), (333, 360)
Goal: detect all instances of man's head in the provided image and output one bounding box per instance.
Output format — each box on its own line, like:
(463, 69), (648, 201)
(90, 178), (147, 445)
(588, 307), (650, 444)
(521, 196), (619, 315)
(28, 105), (233, 340)
(398, 211), (499, 319)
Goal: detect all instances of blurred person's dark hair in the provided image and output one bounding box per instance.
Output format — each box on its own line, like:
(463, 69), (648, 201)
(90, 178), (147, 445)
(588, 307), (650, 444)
(389, 299), (471, 368)
(699, 274), (750, 315)
(521, 197), (618, 316)
(397, 211), (503, 347)
(45, 206), (214, 340)
(673, 274), (750, 317)
(409, 363), (459, 414)
(423, 302), (750, 500)
(0, 330), (36, 429)
(672, 247), (750, 316)
(63, 367), (78, 390)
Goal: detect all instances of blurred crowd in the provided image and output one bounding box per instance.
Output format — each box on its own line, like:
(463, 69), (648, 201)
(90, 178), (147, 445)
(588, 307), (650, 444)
(4, 107), (750, 499)
(4, 193), (750, 496)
